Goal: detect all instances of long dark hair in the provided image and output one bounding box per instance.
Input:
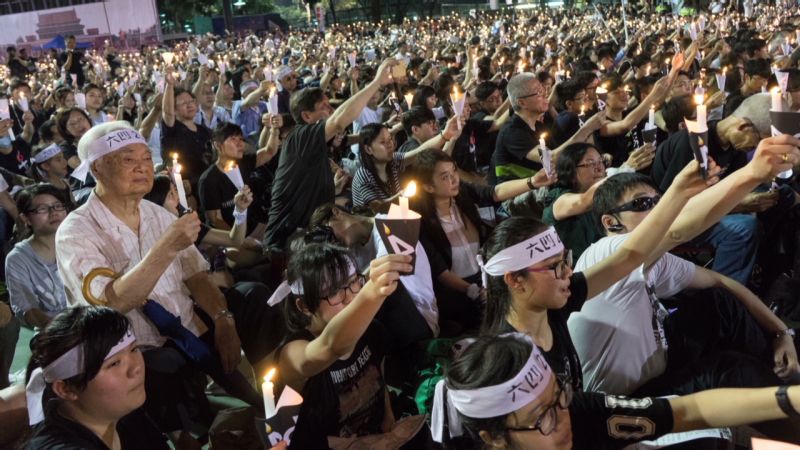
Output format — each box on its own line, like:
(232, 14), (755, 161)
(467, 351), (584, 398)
(554, 142), (597, 191)
(443, 335), (534, 447)
(358, 123), (397, 198)
(412, 85), (436, 108)
(480, 216), (550, 335)
(26, 306), (130, 401)
(285, 242), (356, 331)
(55, 107), (91, 143)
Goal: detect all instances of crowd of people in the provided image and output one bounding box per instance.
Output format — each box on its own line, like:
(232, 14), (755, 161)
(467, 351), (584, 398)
(0, 1), (799, 448)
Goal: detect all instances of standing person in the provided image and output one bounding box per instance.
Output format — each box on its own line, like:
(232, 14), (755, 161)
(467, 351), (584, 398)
(23, 306), (170, 450)
(6, 184), (71, 329)
(6, 46), (31, 79)
(264, 58), (399, 252)
(83, 84), (109, 126)
(58, 36), (85, 89)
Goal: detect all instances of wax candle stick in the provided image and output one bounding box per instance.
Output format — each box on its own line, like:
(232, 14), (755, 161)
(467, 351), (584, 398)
(262, 368), (276, 419)
(399, 181), (416, 218)
(224, 161), (245, 190)
(267, 87), (278, 115)
(770, 87), (782, 112)
(648, 105), (655, 128)
(694, 93), (707, 128)
(0, 99), (14, 140)
(173, 163), (189, 210)
(404, 93), (414, 109)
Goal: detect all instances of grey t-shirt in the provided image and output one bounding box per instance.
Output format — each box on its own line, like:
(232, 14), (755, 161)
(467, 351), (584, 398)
(6, 240), (69, 320)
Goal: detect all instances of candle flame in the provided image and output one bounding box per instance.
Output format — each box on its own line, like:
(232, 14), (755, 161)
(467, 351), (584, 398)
(403, 181), (416, 198)
(264, 368), (276, 383)
(693, 94), (705, 105)
(771, 86), (781, 95)
(540, 133), (547, 140)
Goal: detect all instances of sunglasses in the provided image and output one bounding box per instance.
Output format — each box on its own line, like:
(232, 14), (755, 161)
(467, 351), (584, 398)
(605, 195), (661, 215)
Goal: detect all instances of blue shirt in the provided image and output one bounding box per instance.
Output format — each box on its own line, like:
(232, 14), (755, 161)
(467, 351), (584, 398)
(232, 100), (268, 138)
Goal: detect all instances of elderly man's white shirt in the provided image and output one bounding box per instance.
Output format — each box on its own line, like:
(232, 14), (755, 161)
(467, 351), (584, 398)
(56, 191), (210, 347)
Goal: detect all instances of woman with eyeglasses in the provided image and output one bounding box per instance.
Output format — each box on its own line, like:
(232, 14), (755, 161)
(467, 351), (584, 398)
(6, 184), (72, 329)
(434, 333), (800, 450)
(542, 142), (610, 261)
(271, 242), (415, 449)
(481, 160), (721, 391)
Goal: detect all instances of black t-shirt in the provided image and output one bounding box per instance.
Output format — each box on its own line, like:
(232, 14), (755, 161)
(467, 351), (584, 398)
(497, 271), (588, 391)
(594, 112), (632, 168)
(278, 323), (388, 450)
(0, 138), (31, 176)
(265, 120), (335, 250)
(553, 110), (581, 148)
(651, 121), (747, 193)
(470, 110), (500, 168)
(628, 117), (668, 157)
(491, 113), (543, 185)
(278, 89), (291, 114)
(160, 119), (212, 184)
(452, 116), (494, 174)
(570, 392), (674, 450)
(197, 153), (261, 232)
(25, 406), (169, 450)
(57, 50), (85, 86)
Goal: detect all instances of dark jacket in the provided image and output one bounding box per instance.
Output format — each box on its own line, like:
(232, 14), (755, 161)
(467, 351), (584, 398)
(415, 182), (496, 278)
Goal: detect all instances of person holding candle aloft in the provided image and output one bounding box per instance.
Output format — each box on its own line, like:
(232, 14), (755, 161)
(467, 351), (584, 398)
(161, 70), (213, 188)
(271, 244), (421, 449)
(264, 58), (404, 252)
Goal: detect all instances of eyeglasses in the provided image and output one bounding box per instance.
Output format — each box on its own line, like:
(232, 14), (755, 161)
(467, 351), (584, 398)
(605, 195), (661, 215)
(506, 377), (573, 436)
(576, 159), (607, 170)
(176, 99), (197, 107)
(27, 202), (66, 215)
(518, 90), (545, 100)
(322, 274), (367, 306)
(525, 250), (573, 279)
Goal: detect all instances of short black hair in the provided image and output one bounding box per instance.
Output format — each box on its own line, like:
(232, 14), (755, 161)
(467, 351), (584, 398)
(474, 82), (500, 101)
(212, 121), (244, 144)
(82, 83), (103, 95)
(744, 58), (772, 79)
(289, 87), (325, 124)
(555, 79), (585, 111)
(401, 106), (436, 135)
(661, 94), (695, 133)
(592, 172), (660, 227)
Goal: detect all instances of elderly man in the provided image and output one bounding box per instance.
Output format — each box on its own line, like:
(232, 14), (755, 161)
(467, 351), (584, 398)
(56, 122), (284, 430)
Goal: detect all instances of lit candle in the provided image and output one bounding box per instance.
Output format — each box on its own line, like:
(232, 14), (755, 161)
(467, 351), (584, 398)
(399, 181), (416, 218)
(770, 87), (782, 112)
(694, 93), (707, 128)
(0, 99), (15, 141)
(404, 92), (414, 109)
(17, 92), (28, 112)
(224, 161), (245, 190)
(539, 133), (552, 178)
(172, 153), (188, 210)
(161, 52), (174, 65)
(648, 105), (655, 128)
(262, 368), (276, 419)
(450, 86), (466, 130)
(267, 87), (278, 115)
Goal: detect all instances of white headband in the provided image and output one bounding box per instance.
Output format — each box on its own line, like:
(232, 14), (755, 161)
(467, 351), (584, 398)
(25, 327), (136, 425)
(71, 128), (148, 182)
(476, 227), (564, 286)
(266, 260), (356, 306)
(31, 144), (62, 164)
(430, 333), (553, 443)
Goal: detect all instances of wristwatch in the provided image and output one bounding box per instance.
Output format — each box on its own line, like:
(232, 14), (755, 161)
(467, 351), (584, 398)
(213, 309), (234, 322)
(775, 328), (796, 340)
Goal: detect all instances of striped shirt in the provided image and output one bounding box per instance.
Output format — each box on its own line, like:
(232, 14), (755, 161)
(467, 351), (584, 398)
(56, 191), (210, 348)
(351, 154), (404, 208)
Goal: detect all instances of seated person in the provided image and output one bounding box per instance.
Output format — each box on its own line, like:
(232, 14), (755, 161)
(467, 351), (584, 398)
(56, 122), (285, 431)
(28, 144), (74, 204)
(551, 79), (589, 148)
(6, 184), (71, 329)
(270, 243), (419, 448)
(432, 333), (800, 450)
(723, 58), (772, 118)
(351, 121), (457, 212)
(569, 169), (800, 396)
(24, 305), (169, 449)
(415, 149), (551, 333)
(308, 203), (438, 345)
(653, 100), (774, 285)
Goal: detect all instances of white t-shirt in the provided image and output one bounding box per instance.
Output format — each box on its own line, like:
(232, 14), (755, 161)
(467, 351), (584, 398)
(568, 234), (696, 395)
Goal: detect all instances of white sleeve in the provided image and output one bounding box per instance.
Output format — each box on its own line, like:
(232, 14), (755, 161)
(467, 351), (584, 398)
(0, 175), (8, 192)
(649, 253), (697, 298)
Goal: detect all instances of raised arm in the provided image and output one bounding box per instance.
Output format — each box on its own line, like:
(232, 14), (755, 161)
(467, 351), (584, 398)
(324, 58), (398, 142)
(161, 72), (176, 128)
(278, 255), (410, 386)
